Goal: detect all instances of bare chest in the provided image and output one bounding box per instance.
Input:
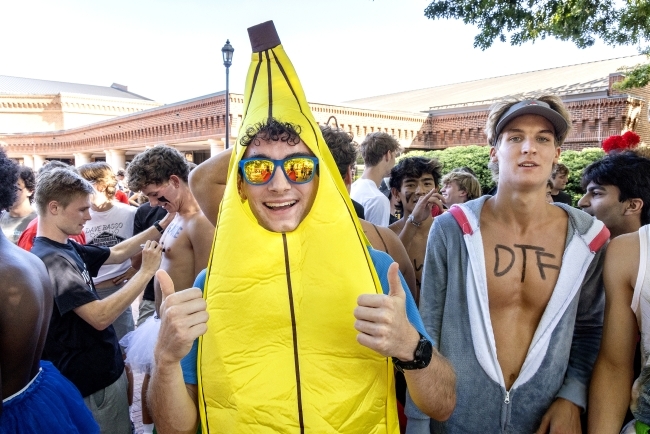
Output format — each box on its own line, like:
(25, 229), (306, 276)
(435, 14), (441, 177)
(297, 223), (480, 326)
(482, 231), (565, 310)
(160, 217), (196, 289)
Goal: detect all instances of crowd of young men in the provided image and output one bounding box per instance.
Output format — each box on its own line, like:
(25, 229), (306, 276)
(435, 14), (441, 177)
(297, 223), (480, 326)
(4, 20), (650, 434)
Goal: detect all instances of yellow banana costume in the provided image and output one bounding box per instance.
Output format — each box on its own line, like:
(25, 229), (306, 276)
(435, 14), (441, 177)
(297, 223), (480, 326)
(198, 21), (398, 433)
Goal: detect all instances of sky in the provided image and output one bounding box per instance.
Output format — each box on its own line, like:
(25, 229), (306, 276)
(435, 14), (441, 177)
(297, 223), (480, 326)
(1, 0), (642, 106)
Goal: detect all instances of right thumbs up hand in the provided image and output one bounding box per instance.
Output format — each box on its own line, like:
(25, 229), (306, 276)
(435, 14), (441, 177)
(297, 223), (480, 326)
(154, 270), (209, 366)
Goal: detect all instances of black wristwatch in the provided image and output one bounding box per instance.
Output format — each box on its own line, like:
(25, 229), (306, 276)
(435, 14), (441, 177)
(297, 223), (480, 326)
(392, 333), (433, 373)
(153, 220), (165, 233)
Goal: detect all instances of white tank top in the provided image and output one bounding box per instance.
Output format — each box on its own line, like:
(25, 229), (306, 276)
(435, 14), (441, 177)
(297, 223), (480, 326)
(630, 225), (650, 420)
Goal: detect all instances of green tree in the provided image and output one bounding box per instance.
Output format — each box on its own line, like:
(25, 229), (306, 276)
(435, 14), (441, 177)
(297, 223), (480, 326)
(424, 0), (650, 88)
(558, 147), (605, 205)
(399, 145), (605, 203)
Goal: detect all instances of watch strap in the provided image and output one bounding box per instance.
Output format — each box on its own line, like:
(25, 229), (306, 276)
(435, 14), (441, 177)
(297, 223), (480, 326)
(392, 333), (433, 373)
(153, 220), (164, 233)
(408, 214), (422, 227)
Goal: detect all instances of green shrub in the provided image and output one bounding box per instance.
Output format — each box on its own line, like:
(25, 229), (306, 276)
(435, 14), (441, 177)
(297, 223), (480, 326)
(401, 146), (495, 193)
(558, 148), (605, 205)
(397, 146), (606, 203)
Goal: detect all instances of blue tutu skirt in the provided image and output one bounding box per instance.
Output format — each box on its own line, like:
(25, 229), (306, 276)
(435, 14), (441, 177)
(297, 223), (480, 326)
(0, 361), (98, 434)
(120, 315), (161, 374)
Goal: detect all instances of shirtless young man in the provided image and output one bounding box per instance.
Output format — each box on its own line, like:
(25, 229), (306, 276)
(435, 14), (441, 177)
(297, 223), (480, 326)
(406, 96), (608, 433)
(127, 145), (214, 311)
(585, 153), (650, 432)
(0, 150), (97, 433)
(388, 157), (443, 302)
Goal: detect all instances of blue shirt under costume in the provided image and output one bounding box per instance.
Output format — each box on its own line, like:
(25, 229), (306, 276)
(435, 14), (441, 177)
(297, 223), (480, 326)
(181, 247), (430, 384)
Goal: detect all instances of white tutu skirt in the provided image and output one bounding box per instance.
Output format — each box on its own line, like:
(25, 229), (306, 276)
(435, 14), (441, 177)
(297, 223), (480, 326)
(119, 315), (160, 374)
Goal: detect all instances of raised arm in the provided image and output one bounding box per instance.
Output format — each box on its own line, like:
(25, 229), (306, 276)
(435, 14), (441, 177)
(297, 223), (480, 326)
(105, 212), (175, 265)
(189, 148), (232, 226)
(75, 241), (162, 330)
(396, 189), (441, 250)
(374, 224), (418, 302)
(354, 262), (456, 421)
(186, 214), (215, 278)
(149, 270), (208, 434)
(588, 234), (639, 433)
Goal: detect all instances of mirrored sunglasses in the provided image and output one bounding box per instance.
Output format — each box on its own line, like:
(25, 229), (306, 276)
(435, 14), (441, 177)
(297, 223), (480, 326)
(239, 156), (319, 185)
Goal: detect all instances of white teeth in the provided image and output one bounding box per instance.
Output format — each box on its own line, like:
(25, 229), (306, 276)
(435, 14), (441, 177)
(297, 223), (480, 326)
(266, 201), (296, 208)
(520, 164), (535, 167)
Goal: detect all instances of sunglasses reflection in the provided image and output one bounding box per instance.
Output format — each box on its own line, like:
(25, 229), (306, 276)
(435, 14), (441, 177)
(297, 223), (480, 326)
(243, 158), (316, 184)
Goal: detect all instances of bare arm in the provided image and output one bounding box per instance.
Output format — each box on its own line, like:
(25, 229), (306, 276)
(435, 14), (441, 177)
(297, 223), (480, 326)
(105, 212), (174, 265)
(189, 148), (231, 227)
(396, 189), (439, 250)
(405, 350), (457, 421)
(74, 241), (162, 330)
(376, 225), (418, 301)
(354, 263), (456, 420)
(187, 214), (216, 278)
(149, 270), (208, 434)
(588, 234), (639, 433)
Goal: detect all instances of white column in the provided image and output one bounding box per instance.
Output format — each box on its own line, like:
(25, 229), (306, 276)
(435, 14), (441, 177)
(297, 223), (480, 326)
(22, 155), (34, 169)
(33, 155), (46, 171)
(112, 150), (127, 172)
(209, 139), (224, 157)
(104, 150), (114, 170)
(74, 152), (92, 167)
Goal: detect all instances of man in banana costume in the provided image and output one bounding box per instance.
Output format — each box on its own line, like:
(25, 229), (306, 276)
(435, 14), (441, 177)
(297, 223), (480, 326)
(149, 21), (455, 434)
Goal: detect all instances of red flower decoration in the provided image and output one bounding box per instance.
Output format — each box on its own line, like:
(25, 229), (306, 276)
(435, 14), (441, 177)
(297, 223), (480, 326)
(602, 131), (641, 153)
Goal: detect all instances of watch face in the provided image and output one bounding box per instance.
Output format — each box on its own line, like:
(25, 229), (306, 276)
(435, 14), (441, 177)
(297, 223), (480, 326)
(392, 335), (433, 371)
(415, 338), (433, 369)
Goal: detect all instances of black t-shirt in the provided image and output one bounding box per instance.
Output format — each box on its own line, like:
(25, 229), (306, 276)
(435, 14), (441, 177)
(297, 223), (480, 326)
(351, 199), (365, 220)
(133, 203), (168, 301)
(31, 237), (124, 397)
(552, 190), (573, 205)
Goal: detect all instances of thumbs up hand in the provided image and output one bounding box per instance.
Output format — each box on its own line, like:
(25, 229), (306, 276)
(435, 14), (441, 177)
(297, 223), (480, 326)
(354, 263), (420, 361)
(154, 270), (209, 366)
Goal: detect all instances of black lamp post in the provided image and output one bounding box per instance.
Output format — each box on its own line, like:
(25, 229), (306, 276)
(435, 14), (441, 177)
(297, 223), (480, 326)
(221, 39), (234, 149)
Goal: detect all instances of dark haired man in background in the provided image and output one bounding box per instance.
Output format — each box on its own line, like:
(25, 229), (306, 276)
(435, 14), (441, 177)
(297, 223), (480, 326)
(351, 132), (401, 226)
(578, 151), (650, 239)
(0, 165), (37, 243)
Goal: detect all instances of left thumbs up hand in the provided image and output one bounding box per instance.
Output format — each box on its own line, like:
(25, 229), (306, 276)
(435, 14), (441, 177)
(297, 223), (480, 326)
(354, 262), (420, 360)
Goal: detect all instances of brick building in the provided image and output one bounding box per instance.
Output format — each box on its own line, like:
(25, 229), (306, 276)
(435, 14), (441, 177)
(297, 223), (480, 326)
(347, 54), (650, 151)
(1, 55), (648, 169)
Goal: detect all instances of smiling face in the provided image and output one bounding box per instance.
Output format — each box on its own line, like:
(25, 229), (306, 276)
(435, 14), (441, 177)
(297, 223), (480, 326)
(440, 180), (467, 206)
(141, 177), (180, 212)
(393, 174), (436, 214)
(490, 114), (560, 190)
(238, 138), (318, 233)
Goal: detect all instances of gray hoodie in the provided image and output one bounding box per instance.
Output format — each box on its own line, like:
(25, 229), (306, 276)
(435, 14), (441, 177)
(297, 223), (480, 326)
(406, 196), (608, 433)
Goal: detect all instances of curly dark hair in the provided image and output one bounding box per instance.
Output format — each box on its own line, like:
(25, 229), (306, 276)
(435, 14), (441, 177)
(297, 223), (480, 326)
(389, 156), (443, 192)
(17, 165), (36, 204)
(127, 145), (190, 192)
(320, 125), (357, 178)
(581, 151), (650, 226)
(0, 149), (19, 212)
(239, 118), (302, 147)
